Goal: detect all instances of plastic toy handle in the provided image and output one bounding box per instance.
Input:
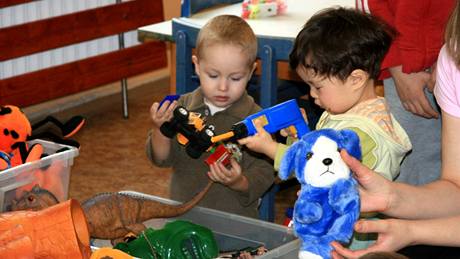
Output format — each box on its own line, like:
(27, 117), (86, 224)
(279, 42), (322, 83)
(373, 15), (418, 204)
(211, 131), (235, 143)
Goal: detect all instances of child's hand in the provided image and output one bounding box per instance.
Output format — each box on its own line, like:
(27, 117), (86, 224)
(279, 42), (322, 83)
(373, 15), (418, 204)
(149, 100), (177, 129)
(238, 121), (278, 159)
(207, 159), (248, 192)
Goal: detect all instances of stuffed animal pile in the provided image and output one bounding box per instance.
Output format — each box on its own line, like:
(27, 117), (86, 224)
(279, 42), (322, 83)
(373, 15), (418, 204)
(279, 128), (361, 259)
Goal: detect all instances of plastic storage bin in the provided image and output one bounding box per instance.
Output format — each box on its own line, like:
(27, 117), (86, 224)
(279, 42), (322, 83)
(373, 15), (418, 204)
(0, 139), (79, 212)
(93, 191), (300, 258)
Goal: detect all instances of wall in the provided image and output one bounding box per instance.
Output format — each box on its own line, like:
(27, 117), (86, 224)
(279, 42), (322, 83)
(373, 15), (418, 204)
(0, 0), (141, 80)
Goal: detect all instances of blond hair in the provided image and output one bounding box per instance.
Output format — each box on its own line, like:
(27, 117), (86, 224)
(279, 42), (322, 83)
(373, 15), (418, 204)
(445, 0), (460, 66)
(195, 15), (257, 67)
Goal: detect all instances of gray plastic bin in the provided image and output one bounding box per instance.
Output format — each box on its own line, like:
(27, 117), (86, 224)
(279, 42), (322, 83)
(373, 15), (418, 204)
(93, 191), (300, 258)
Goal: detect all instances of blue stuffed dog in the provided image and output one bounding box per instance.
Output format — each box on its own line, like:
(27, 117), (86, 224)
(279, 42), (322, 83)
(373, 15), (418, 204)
(279, 129), (361, 259)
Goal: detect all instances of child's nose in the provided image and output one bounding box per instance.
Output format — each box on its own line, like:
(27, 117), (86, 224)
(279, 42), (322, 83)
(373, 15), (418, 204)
(309, 88), (318, 98)
(218, 79), (229, 91)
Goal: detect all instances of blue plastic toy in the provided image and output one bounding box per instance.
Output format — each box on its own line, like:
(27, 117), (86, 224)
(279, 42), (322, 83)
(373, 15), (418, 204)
(231, 99), (309, 139)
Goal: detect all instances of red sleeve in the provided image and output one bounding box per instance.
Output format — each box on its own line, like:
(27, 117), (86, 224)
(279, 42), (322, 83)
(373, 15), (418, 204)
(368, 0), (455, 79)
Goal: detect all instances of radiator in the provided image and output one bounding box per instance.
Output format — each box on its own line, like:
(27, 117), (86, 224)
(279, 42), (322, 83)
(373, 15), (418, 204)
(0, 0), (139, 80)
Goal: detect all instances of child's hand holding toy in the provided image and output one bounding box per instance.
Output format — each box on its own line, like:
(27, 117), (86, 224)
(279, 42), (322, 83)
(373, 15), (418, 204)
(207, 158), (248, 192)
(237, 120), (278, 160)
(150, 98), (178, 129)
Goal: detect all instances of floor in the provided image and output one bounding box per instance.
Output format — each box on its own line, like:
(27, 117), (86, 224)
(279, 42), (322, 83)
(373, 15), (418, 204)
(45, 76), (298, 225)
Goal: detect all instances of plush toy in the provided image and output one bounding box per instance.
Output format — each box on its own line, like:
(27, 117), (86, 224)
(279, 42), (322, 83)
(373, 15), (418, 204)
(0, 105), (42, 170)
(278, 128), (361, 259)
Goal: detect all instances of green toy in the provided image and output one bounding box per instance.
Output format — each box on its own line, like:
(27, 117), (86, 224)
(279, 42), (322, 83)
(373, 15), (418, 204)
(114, 220), (218, 259)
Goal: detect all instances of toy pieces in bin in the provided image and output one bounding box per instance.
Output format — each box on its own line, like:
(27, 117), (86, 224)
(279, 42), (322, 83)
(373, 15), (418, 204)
(114, 220), (219, 259)
(81, 181), (213, 244)
(241, 0), (287, 19)
(160, 106), (215, 159)
(10, 185), (59, 212)
(158, 94), (180, 109)
(219, 245), (268, 258)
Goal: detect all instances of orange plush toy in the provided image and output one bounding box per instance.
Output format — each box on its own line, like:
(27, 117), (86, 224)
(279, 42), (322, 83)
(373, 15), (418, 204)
(0, 105), (43, 170)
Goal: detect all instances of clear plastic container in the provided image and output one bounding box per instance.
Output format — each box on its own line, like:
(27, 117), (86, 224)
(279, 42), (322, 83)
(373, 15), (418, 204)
(0, 139), (78, 211)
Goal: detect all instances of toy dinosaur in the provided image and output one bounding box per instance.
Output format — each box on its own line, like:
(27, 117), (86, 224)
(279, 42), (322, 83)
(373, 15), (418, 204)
(10, 184), (59, 211)
(81, 180), (214, 244)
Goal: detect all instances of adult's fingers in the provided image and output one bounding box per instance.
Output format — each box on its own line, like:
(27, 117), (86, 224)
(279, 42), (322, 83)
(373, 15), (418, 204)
(340, 150), (371, 180)
(354, 219), (389, 234)
(415, 95), (439, 119)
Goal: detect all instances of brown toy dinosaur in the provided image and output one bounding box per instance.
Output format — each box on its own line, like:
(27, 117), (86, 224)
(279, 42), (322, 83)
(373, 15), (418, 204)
(82, 180), (213, 243)
(11, 185), (60, 211)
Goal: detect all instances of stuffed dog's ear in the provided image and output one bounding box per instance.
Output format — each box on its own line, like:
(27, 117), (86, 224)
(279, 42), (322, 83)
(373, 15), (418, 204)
(279, 140), (304, 180)
(338, 129), (362, 161)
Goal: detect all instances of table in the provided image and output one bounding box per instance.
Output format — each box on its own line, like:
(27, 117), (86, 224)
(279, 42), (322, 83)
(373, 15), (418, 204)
(139, 0), (354, 108)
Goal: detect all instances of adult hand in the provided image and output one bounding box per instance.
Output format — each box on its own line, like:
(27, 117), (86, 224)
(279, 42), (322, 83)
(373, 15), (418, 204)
(149, 100), (177, 129)
(426, 62), (437, 92)
(389, 65), (439, 119)
(237, 120), (278, 159)
(340, 150), (393, 214)
(331, 218), (414, 258)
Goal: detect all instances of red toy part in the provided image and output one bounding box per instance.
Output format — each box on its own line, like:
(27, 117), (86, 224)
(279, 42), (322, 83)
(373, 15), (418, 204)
(205, 144), (231, 167)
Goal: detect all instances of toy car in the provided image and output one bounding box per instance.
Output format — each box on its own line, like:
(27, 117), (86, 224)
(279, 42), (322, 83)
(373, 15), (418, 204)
(160, 106), (215, 159)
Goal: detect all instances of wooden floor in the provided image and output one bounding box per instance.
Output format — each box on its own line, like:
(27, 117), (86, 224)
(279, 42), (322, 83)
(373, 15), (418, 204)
(47, 77), (298, 225)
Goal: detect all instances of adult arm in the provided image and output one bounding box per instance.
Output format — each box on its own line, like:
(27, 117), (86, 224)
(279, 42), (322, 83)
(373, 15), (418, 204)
(340, 111), (460, 219)
(366, 0), (454, 118)
(332, 215), (460, 258)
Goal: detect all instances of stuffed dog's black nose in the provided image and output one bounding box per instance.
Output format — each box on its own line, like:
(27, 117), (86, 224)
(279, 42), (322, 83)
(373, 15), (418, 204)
(323, 158), (332, 166)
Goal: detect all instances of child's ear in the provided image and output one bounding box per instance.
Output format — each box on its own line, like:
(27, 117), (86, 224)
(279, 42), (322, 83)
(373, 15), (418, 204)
(249, 62), (257, 77)
(349, 69), (368, 90)
(192, 55), (200, 76)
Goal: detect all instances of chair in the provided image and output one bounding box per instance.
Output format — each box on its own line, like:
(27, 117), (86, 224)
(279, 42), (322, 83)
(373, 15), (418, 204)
(172, 14), (296, 221)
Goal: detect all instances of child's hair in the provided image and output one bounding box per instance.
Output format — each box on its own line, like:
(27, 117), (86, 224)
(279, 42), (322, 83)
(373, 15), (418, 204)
(445, 0), (460, 66)
(289, 7), (394, 81)
(195, 15), (257, 67)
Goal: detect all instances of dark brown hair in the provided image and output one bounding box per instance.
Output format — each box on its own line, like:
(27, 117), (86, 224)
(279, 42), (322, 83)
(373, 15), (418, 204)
(289, 7), (395, 81)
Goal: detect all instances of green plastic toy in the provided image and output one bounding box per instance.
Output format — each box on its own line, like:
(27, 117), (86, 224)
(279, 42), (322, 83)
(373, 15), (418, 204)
(114, 220), (218, 259)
